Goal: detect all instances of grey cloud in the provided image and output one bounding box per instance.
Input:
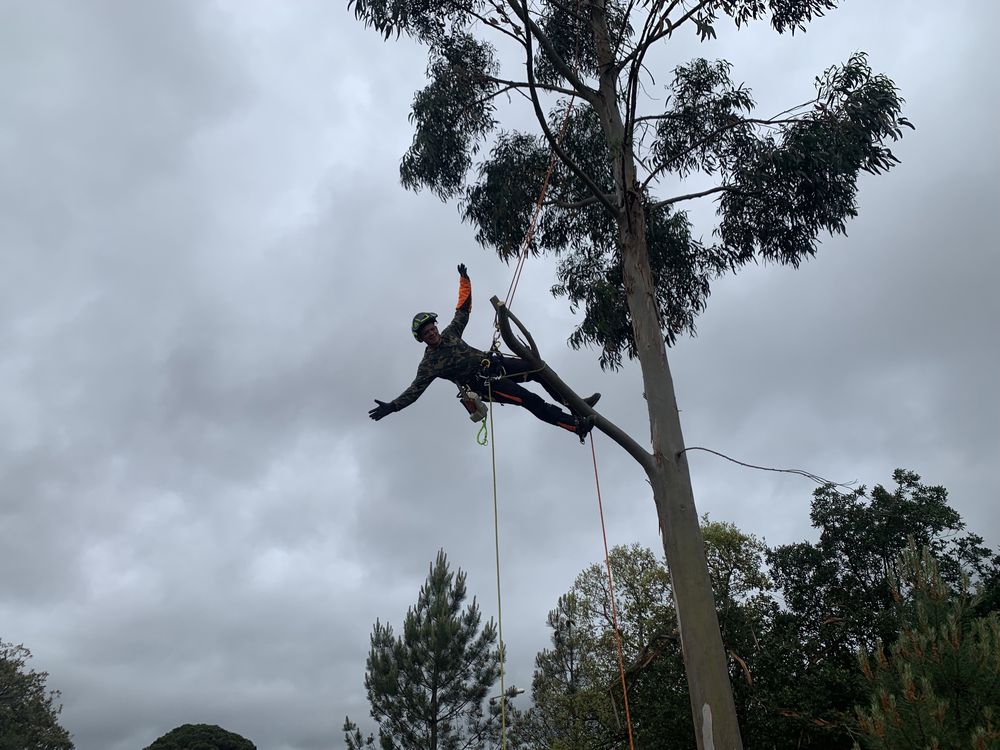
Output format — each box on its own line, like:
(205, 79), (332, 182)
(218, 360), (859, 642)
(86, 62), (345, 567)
(2, 2), (998, 749)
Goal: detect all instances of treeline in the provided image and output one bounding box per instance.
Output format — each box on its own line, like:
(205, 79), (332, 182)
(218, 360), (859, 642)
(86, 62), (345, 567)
(0, 645), (256, 749)
(347, 470), (1000, 749)
(6, 469), (997, 748)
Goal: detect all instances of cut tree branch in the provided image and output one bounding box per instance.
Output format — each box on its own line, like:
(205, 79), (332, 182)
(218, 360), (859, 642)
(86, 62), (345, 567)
(491, 296), (655, 473)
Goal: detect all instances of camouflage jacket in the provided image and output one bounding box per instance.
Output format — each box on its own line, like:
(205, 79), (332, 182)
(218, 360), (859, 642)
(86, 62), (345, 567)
(391, 276), (487, 410)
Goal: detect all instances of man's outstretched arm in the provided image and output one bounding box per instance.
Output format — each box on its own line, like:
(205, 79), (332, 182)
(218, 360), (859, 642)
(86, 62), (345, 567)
(443, 263), (471, 338)
(369, 367), (435, 421)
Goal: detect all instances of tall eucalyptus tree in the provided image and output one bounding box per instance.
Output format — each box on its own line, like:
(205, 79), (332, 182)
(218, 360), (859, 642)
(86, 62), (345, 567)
(350, 1), (911, 746)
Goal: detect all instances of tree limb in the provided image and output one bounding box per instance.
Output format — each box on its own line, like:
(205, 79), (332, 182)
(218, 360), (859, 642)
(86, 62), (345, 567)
(480, 73), (579, 99)
(545, 194), (615, 209)
(650, 184), (733, 209)
(619, 0), (709, 73)
(634, 99), (816, 127)
(514, 0), (620, 217)
(466, 6), (526, 45)
(491, 296), (655, 473)
(638, 112), (814, 190)
(506, 0), (596, 101)
(612, 0), (642, 59)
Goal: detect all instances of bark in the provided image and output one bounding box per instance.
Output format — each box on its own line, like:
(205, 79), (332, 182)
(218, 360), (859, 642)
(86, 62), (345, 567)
(620, 208), (744, 750)
(491, 292), (742, 750)
(498, 5), (742, 742)
(598, 1), (743, 745)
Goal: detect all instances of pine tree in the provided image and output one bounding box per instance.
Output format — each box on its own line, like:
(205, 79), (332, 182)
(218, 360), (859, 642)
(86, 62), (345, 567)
(345, 550), (502, 750)
(854, 542), (1000, 750)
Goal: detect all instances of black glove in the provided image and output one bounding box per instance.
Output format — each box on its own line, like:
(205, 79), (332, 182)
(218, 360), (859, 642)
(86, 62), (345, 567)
(457, 263), (469, 279)
(369, 399), (397, 421)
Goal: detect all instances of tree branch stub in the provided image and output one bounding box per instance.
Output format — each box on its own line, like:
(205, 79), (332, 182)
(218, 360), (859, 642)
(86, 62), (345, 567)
(490, 296), (654, 471)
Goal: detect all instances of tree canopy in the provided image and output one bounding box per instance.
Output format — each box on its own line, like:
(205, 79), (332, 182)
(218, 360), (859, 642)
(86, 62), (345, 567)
(0, 640), (74, 750)
(143, 723), (255, 750)
(514, 471), (998, 748)
(345, 550), (505, 750)
(350, 0), (911, 368)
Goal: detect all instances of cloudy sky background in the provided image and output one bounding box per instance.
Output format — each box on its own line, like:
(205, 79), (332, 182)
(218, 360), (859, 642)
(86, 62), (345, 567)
(2, 1), (998, 748)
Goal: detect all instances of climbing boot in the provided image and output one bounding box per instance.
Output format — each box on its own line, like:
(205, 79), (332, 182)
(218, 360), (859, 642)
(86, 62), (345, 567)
(565, 392), (601, 415)
(574, 415), (595, 443)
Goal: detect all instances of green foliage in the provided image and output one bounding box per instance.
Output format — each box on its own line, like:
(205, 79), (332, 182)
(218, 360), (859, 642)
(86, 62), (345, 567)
(771, 469), (995, 655)
(400, 33), (499, 200)
(521, 532), (775, 749)
(752, 471), (998, 747)
(650, 59), (755, 178)
(519, 594), (615, 750)
(143, 724), (255, 750)
(719, 53), (911, 267)
(0, 640), (73, 750)
(854, 544), (1000, 750)
(520, 472), (998, 749)
(345, 550), (503, 750)
(349, 0), (911, 369)
(518, 545), (677, 749)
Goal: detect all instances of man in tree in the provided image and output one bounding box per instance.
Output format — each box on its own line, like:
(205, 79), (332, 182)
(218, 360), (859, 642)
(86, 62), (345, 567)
(368, 263), (599, 440)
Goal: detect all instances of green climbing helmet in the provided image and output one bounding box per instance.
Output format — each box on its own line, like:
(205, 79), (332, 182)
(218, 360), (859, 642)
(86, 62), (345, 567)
(411, 311), (438, 341)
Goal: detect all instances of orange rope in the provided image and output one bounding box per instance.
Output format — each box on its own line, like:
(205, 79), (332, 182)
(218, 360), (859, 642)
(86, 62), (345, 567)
(492, 102), (576, 352)
(590, 434), (637, 750)
(492, 1), (583, 348)
(504, 103), (575, 310)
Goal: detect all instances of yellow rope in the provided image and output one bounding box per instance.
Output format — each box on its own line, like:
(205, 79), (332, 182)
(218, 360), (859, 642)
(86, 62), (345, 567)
(486, 381), (508, 749)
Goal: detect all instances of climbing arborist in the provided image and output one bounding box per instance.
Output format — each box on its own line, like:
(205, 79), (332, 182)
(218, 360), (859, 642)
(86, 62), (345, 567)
(368, 263), (599, 441)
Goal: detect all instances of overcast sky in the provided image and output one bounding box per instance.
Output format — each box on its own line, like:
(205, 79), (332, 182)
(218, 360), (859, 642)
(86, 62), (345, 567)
(1, 2), (998, 749)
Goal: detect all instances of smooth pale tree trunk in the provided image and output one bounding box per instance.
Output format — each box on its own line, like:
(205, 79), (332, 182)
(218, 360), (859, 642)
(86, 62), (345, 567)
(492, 244), (743, 750)
(619, 213), (744, 750)
(501, 2), (744, 742)
(592, 3), (743, 744)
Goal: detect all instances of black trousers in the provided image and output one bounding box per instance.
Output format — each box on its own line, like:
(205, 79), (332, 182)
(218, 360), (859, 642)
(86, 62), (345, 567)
(480, 355), (577, 431)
